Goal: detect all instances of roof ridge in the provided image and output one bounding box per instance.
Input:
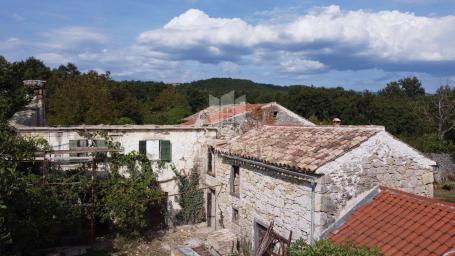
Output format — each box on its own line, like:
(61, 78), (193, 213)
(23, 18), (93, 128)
(380, 185), (455, 209)
(264, 124), (385, 130)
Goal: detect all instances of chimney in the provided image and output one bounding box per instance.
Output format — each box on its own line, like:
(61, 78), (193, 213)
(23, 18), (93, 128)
(23, 80), (47, 126)
(332, 118), (341, 126)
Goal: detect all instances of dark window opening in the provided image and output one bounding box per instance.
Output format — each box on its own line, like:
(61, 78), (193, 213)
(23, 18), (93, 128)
(230, 166), (240, 197)
(232, 207), (239, 224)
(273, 111), (278, 118)
(254, 221), (268, 251)
(207, 146), (214, 176)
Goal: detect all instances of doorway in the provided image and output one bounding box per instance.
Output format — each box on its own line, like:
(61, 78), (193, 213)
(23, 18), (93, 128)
(207, 188), (216, 227)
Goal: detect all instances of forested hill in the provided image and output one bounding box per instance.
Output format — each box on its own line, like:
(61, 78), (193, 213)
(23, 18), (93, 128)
(180, 78), (289, 102)
(1, 56), (455, 159)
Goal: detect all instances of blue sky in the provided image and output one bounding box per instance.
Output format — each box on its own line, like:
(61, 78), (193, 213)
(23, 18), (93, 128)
(1, 0), (455, 91)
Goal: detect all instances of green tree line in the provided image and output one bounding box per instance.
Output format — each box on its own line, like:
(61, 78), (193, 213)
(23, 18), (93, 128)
(3, 56), (455, 156)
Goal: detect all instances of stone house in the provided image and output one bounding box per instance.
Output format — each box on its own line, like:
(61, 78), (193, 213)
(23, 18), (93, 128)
(16, 125), (217, 210)
(204, 125), (435, 247)
(181, 102), (314, 137)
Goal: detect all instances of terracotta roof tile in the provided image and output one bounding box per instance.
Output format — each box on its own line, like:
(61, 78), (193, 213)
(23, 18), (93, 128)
(181, 103), (263, 125)
(329, 186), (455, 256)
(215, 125), (382, 172)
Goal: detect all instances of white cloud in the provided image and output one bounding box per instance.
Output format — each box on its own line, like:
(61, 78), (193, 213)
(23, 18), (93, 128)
(43, 26), (109, 50)
(35, 52), (71, 65)
(0, 38), (24, 50)
(11, 13), (25, 22)
(280, 58), (326, 73)
(134, 7), (455, 70)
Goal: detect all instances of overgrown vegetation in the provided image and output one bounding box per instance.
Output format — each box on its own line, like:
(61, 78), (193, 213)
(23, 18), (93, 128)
(174, 168), (205, 225)
(288, 239), (382, 256)
(0, 69), (167, 254)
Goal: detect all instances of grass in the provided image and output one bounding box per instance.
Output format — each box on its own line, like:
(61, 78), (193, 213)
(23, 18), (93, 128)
(434, 181), (455, 203)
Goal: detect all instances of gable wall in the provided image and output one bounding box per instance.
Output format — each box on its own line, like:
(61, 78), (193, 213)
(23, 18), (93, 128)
(206, 153), (315, 244)
(313, 131), (435, 238)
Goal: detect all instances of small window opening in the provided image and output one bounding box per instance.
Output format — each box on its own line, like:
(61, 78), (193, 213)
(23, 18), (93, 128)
(230, 166), (240, 197)
(232, 207), (239, 224)
(208, 146), (214, 176)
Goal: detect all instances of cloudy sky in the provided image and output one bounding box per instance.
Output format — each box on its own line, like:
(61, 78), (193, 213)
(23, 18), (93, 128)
(1, 0), (455, 91)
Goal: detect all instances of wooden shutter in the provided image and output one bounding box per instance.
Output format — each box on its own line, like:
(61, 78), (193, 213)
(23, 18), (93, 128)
(95, 140), (106, 147)
(69, 140), (77, 157)
(159, 140), (171, 161)
(139, 140), (147, 155)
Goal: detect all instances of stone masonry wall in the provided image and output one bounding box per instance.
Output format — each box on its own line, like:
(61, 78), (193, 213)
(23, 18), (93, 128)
(205, 153), (314, 245)
(313, 131), (435, 237)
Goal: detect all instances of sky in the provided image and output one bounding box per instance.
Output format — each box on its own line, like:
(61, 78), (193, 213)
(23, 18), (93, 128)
(1, 0), (455, 92)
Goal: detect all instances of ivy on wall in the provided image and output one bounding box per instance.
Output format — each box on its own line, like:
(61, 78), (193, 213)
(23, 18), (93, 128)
(174, 168), (205, 225)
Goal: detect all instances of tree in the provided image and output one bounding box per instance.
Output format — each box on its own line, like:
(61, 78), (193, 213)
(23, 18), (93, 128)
(0, 56), (29, 120)
(399, 76), (425, 98)
(379, 81), (404, 97)
(47, 71), (118, 125)
(422, 84), (455, 140)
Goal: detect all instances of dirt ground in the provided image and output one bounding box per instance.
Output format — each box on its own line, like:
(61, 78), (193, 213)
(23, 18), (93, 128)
(114, 223), (214, 256)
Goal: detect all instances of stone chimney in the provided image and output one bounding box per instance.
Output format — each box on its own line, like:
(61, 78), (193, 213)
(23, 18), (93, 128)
(10, 80), (47, 127)
(333, 118), (341, 126)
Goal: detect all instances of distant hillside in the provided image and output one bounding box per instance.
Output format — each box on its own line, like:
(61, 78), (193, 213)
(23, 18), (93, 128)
(179, 78), (290, 103)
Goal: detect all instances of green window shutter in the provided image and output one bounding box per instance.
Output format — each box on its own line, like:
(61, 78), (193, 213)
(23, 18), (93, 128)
(69, 140), (77, 157)
(159, 140), (171, 161)
(139, 140), (147, 155)
(95, 140), (106, 147)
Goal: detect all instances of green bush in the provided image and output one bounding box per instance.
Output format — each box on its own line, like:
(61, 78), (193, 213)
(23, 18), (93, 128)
(289, 239), (382, 256)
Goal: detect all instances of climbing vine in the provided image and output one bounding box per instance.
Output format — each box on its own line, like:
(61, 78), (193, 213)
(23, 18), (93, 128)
(174, 167), (205, 225)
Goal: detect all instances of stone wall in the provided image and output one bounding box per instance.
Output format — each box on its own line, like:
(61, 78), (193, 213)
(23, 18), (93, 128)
(205, 154), (314, 245)
(207, 131), (436, 245)
(313, 131), (435, 237)
(213, 103), (314, 139)
(17, 126), (217, 210)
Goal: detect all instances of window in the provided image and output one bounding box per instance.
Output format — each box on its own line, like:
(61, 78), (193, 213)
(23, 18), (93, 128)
(69, 139), (106, 157)
(139, 140), (172, 161)
(232, 207), (239, 224)
(207, 146), (214, 176)
(69, 139), (88, 157)
(159, 140), (171, 161)
(230, 165), (240, 197)
(273, 111), (278, 118)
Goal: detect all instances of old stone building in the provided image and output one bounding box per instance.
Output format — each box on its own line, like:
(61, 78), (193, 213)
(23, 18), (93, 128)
(16, 125), (217, 210)
(181, 102), (314, 137)
(10, 81), (439, 252)
(205, 125), (435, 247)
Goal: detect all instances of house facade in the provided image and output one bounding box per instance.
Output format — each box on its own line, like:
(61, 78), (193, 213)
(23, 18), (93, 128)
(16, 125), (217, 210)
(204, 125), (435, 246)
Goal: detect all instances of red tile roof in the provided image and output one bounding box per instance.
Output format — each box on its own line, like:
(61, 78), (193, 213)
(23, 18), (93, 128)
(329, 186), (455, 256)
(181, 104), (263, 125)
(214, 125), (382, 172)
